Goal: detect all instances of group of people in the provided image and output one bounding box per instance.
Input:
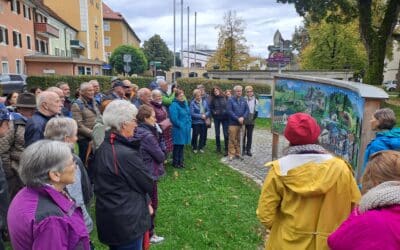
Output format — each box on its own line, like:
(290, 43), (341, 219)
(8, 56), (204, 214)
(257, 108), (400, 249)
(0, 77), (261, 250)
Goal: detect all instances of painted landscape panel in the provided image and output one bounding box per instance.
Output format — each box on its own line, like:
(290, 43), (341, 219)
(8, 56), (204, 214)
(273, 78), (364, 169)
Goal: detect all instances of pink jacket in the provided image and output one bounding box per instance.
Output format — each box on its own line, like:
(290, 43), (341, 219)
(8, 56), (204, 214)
(328, 205), (400, 249)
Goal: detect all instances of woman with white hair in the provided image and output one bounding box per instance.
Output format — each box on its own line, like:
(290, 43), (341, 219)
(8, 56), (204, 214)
(7, 140), (90, 250)
(43, 117), (93, 239)
(93, 100), (154, 250)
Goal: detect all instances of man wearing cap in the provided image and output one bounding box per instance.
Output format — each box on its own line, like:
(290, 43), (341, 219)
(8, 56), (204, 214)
(257, 112), (360, 250)
(0, 107), (10, 250)
(107, 79), (126, 100)
(0, 93), (36, 199)
(72, 82), (100, 163)
(25, 91), (63, 146)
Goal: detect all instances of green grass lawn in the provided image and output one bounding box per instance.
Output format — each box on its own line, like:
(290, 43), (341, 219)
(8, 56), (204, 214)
(89, 141), (264, 249)
(255, 118), (271, 130)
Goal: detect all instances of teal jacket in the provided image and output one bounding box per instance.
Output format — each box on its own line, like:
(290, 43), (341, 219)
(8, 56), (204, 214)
(169, 99), (191, 145)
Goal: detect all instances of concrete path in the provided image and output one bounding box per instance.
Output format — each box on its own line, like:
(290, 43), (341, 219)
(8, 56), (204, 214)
(208, 126), (288, 185)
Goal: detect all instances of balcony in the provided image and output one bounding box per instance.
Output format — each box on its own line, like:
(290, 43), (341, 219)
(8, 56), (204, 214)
(34, 22), (59, 38)
(70, 40), (85, 50)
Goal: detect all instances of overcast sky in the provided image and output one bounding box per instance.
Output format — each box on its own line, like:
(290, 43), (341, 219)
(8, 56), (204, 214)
(104, 0), (303, 57)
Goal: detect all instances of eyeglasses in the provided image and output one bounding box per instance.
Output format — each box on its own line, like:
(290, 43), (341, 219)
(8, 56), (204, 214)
(246, 90), (253, 93)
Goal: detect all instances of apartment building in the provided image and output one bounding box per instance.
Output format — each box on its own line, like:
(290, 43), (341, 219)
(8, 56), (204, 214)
(102, 2), (140, 62)
(0, 0), (36, 74)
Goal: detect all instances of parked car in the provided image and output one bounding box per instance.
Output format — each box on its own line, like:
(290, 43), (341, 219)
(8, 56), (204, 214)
(382, 80), (398, 91)
(0, 74), (26, 95)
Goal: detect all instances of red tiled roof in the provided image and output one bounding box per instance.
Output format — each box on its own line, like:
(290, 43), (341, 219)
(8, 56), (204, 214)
(102, 2), (141, 43)
(102, 2), (123, 20)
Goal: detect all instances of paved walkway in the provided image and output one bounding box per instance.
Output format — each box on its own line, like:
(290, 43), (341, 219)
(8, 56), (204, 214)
(208, 126), (288, 185)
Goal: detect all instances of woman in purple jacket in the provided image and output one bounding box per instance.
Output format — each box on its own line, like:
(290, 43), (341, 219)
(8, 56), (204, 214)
(328, 150), (400, 250)
(133, 104), (166, 244)
(7, 140), (90, 250)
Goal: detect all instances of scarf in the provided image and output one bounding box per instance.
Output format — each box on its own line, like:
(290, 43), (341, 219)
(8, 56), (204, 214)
(284, 144), (327, 156)
(359, 181), (400, 213)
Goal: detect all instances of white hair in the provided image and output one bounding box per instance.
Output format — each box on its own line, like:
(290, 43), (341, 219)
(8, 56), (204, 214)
(103, 100), (138, 131)
(44, 117), (77, 142)
(233, 85), (243, 91)
(151, 89), (162, 99)
(80, 82), (92, 92)
(19, 140), (73, 187)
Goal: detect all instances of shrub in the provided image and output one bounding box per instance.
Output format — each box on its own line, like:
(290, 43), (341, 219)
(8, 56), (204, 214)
(26, 75), (154, 93)
(176, 78), (271, 98)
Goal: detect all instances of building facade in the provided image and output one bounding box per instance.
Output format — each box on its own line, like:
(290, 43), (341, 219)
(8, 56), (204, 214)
(102, 2), (140, 63)
(0, 0), (36, 74)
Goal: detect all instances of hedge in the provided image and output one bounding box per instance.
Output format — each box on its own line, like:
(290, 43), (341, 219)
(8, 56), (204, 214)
(26, 75), (154, 93)
(176, 78), (271, 98)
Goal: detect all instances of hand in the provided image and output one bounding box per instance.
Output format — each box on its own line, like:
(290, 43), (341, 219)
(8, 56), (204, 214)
(201, 114), (206, 119)
(238, 117), (244, 124)
(148, 204), (154, 215)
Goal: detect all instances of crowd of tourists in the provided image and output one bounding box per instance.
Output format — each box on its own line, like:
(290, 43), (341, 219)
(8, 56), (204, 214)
(0, 78), (259, 250)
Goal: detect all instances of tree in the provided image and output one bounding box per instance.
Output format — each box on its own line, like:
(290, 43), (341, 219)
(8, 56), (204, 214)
(291, 25), (310, 54)
(142, 34), (175, 71)
(277, 0), (400, 85)
(300, 20), (367, 71)
(207, 11), (251, 70)
(109, 45), (147, 75)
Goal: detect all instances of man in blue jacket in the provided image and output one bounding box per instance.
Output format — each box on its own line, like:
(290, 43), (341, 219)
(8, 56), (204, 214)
(24, 91), (62, 146)
(227, 85), (249, 161)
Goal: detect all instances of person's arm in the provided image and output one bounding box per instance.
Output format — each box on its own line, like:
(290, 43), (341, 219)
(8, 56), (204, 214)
(169, 103), (180, 128)
(71, 103), (92, 139)
(190, 101), (203, 119)
(227, 99), (238, 121)
(162, 92), (175, 106)
(256, 164), (282, 229)
(33, 218), (89, 250)
(204, 101), (211, 117)
(124, 156), (154, 196)
(142, 134), (166, 164)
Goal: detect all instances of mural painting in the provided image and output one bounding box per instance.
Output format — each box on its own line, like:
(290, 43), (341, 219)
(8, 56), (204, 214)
(272, 78), (364, 169)
(258, 95), (272, 118)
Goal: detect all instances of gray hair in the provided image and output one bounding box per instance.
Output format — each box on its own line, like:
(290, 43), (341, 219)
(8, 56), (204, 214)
(36, 91), (58, 109)
(103, 100), (138, 131)
(44, 117), (78, 142)
(156, 79), (165, 86)
(151, 89), (162, 99)
(19, 140), (73, 187)
(233, 85), (243, 91)
(374, 108), (396, 130)
(89, 79), (99, 86)
(80, 82), (92, 93)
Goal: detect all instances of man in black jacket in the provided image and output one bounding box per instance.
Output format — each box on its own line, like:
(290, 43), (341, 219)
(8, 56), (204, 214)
(0, 107), (11, 250)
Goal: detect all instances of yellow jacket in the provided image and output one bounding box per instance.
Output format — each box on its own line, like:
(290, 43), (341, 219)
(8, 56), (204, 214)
(257, 154), (360, 250)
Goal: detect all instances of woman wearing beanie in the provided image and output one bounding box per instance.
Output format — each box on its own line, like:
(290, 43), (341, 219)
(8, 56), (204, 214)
(328, 150), (400, 250)
(257, 112), (360, 250)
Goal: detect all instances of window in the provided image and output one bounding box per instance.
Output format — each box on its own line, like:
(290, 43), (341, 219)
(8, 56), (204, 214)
(11, 0), (18, 13)
(0, 27), (8, 45)
(61, 49), (65, 56)
(28, 7), (31, 20)
(35, 38), (39, 51)
(103, 21), (110, 31)
(16, 60), (22, 74)
(78, 66), (85, 75)
(54, 48), (60, 56)
(86, 67), (92, 75)
(26, 35), (31, 49)
(23, 4), (26, 18)
(1, 62), (9, 74)
(23, 5), (31, 20)
(12, 31), (22, 48)
(104, 36), (110, 46)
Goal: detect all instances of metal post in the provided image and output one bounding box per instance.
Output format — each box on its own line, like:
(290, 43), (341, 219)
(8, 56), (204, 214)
(180, 0), (183, 71)
(194, 11), (197, 69)
(173, 0), (176, 83)
(187, 6), (190, 75)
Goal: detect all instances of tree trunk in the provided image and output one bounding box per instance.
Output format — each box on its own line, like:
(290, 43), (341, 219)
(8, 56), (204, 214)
(364, 36), (386, 85)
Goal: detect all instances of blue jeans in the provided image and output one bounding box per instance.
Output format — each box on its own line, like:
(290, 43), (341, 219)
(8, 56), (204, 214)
(214, 118), (229, 152)
(109, 235), (143, 250)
